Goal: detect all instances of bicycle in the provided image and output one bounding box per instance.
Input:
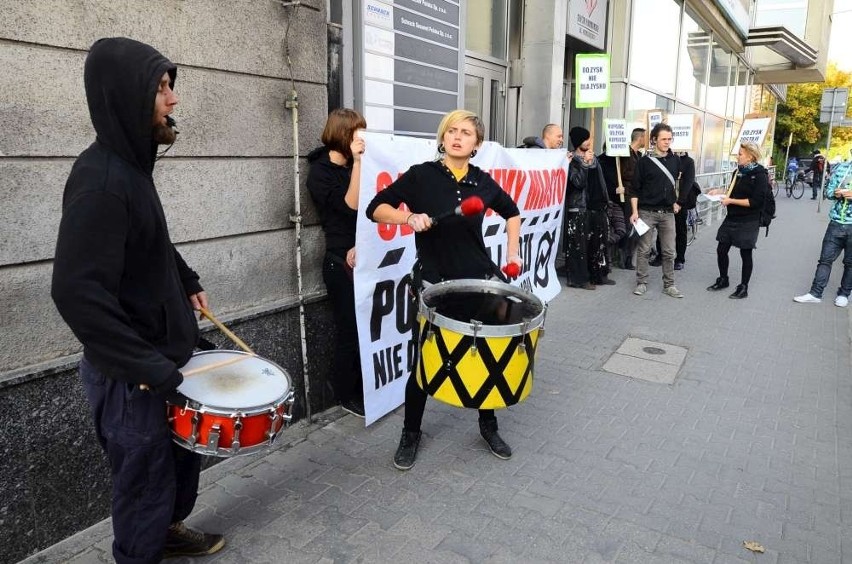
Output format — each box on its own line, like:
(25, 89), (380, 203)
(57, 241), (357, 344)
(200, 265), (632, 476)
(785, 171), (806, 199)
(685, 208), (701, 246)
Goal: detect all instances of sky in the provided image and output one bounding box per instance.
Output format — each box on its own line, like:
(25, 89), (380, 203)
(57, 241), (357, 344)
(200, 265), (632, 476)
(828, 5), (852, 72)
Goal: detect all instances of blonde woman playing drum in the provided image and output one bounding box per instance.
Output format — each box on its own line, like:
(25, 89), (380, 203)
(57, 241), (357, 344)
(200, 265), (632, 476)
(366, 109), (523, 470)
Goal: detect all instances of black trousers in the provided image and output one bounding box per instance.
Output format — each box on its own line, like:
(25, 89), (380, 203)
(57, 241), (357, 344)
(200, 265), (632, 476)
(564, 211), (590, 285)
(403, 287), (497, 432)
(322, 252), (363, 404)
(81, 357), (200, 564)
(655, 208), (687, 263)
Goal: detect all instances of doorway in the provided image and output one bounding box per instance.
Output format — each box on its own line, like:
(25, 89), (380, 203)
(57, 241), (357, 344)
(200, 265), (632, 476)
(463, 59), (507, 144)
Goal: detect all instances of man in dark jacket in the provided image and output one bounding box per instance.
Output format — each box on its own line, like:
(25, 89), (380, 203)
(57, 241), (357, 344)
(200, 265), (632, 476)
(652, 151), (695, 269)
(519, 123), (563, 149)
(564, 126), (612, 288)
(630, 123), (683, 298)
(51, 38), (224, 563)
(808, 149), (827, 199)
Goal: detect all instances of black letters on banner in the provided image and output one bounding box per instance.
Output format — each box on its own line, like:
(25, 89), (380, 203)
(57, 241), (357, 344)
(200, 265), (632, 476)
(370, 280), (394, 342)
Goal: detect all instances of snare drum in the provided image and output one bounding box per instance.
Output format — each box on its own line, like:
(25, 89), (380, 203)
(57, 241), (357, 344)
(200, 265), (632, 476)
(416, 279), (545, 409)
(167, 350), (295, 457)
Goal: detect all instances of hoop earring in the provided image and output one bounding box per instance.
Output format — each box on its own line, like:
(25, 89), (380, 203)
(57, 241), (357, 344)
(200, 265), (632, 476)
(438, 143), (446, 154)
(470, 149), (478, 158)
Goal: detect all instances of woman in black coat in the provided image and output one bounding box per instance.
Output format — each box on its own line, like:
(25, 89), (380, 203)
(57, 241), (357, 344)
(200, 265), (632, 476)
(307, 108), (367, 416)
(706, 142), (767, 299)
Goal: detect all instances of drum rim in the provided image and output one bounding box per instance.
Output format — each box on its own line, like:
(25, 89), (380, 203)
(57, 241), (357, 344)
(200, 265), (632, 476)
(418, 279), (545, 337)
(177, 350), (292, 410)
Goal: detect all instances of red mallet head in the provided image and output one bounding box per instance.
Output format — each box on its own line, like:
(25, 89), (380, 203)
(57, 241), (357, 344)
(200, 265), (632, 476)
(502, 262), (520, 279)
(459, 196), (484, 216)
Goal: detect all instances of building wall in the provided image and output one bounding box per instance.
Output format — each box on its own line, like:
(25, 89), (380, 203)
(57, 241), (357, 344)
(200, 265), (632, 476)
(0, 1), (339, 560)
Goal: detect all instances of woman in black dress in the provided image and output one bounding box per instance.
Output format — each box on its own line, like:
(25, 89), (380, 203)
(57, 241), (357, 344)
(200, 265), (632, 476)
(307, 108), (367, 416)
(366, 109), (523, 470)
(706, 142), (767, 299)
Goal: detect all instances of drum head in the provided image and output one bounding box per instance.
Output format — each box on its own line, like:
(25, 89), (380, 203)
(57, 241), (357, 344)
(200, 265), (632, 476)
(419, 279), (545, 337)
(178, 351), (290, 410)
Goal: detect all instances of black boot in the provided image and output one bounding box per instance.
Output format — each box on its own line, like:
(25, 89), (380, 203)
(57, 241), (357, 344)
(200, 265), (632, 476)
(393, 429), (421, 470)
(729, 284), (748, 299)
(706, 276), (729, 291)
(479, 419), (512, 459)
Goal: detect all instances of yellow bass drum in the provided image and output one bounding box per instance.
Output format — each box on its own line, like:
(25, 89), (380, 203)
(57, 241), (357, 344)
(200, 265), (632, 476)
(415, 279), (545, 409)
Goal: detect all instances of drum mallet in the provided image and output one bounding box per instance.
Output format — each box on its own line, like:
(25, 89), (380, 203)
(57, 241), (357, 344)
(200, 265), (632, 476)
(198, 307), (255, 354)
(430, 195), (484, 225)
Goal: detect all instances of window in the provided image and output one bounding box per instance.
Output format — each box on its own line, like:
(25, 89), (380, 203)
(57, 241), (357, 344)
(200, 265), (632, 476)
(676, 8), (708, 107)
(706, 42), (732, 117)
(629, 0), (680, 95)
(465, 0), (507, 59)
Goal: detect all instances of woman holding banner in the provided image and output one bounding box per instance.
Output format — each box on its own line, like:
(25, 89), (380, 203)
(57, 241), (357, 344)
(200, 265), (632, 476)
(307, 108), (367, 417)
(366, 109), (523, 471)
(705, 142), (767, 299)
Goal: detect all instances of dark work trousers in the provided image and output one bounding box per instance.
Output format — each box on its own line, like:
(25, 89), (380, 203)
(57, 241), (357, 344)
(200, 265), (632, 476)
(655, 208), (687, 263)
(619, 202), (638, 267)
(564, 210), (590, 285)
(587, 209), (610, 283)
(80, 357), (201, 564)
(403, 288), (497, 432)
(322, 251), (364, 404)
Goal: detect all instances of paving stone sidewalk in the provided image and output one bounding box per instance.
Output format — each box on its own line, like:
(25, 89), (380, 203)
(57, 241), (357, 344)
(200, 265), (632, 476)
(22, 196), (852, 563)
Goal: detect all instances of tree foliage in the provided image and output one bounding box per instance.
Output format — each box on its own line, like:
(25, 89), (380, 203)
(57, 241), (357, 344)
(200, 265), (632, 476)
(774, 62), (852, 160)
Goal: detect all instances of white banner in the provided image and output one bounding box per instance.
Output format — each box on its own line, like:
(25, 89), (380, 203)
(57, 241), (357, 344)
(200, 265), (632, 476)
(668, 113), (695, 152)
(354, 132), (569, 425)
(604, 119), (630, 157)
(730, 117), (771, 155)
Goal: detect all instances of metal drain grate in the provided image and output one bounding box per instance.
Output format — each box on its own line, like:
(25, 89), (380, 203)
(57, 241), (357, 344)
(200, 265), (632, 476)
(602, 338), (687, 384)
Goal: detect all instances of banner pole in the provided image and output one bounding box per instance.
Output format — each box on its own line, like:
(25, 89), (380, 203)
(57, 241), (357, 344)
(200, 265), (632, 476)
(616, 156), (625, 203)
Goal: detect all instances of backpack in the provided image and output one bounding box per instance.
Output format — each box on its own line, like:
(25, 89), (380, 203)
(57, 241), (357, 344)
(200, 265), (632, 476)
(683, 181), (701, 210)
(759, 171), (776, 236)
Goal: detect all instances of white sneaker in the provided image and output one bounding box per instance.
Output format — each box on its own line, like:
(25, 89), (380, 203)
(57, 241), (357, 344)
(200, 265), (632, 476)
(836, 295), (849, 308)
(793, 293), (821, 304)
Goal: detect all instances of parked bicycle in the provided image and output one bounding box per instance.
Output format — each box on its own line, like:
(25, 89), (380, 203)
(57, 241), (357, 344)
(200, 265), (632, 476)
(686, 207), (701, 246)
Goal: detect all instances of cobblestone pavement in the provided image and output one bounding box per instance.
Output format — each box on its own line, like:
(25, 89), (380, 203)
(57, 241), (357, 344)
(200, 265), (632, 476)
(23, 196), (852, 563)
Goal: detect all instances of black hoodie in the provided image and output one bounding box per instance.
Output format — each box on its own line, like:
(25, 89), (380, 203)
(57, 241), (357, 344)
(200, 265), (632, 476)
(51, 38), (201, 394)
(306, 146), (358, 256)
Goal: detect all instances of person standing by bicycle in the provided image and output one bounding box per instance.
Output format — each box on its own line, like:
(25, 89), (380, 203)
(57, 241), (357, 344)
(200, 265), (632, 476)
(808, 150), (826, 200)
(786, 156), (798, 182)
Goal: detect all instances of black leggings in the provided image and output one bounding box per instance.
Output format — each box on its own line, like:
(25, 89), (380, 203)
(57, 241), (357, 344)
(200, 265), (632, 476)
(717, 242), (753, 286)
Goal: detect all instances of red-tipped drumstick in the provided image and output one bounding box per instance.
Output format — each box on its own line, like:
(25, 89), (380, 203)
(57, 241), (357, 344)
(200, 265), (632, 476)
(502, 262), (520, 279)
(430, 196), (484, 224)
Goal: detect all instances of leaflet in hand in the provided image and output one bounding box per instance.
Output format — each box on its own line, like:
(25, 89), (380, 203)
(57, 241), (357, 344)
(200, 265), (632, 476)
(704, 193), (725, 202)
(633, 218), (650, 236)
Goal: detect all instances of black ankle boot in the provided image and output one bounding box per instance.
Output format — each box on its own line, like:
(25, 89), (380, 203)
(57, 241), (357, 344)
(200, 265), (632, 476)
(729, 284), (748, 299)
(707, 276), (729, 291)
(393, 429), (421, 470)
(479, 419), (512, 459)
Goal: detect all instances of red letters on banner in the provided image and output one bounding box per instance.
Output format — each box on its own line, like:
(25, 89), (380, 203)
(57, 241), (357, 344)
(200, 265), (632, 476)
(375, 171), (413, 241)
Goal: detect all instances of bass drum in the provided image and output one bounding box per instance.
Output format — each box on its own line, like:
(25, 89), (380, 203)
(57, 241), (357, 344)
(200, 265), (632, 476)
(415, 279), (545, 409)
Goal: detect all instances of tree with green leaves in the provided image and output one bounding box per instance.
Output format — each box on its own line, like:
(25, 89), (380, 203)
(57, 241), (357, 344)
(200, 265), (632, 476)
(774, 63), (852, 162)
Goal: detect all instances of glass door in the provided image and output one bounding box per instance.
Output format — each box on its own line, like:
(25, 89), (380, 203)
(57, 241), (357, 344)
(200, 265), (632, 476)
(463, 59), (506, 144)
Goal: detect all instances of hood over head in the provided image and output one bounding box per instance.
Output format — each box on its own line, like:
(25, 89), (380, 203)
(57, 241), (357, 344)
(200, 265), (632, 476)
(84, 37), (176, 173)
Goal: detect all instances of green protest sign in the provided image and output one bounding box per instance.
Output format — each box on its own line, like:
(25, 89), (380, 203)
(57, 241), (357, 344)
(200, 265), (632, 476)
(575, 53), (611, 108)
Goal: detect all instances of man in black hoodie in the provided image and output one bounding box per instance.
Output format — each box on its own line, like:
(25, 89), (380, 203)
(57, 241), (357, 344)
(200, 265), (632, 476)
(51, 38), (224, 563)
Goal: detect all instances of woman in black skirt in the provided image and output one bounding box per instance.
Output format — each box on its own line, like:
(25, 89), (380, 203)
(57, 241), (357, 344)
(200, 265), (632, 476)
(706, 142), (767, 299)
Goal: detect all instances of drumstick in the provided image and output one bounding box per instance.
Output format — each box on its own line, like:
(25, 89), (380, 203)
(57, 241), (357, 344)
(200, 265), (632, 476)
(182, 354), (253, 377)
(199, 307), (254, 354)
(138, 354), (254, 390)
(430, 196), (484, 225)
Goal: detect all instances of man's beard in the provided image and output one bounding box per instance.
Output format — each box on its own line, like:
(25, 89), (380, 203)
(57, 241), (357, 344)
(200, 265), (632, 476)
(152, 123), (177, 145)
